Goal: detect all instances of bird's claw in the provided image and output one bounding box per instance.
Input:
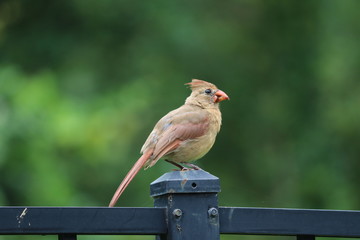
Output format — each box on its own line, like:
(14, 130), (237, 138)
(171, 167), (190, 171)
(186, 163), (202, 170)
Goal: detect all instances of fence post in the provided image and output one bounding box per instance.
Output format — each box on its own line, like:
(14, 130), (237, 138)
(151, 169), (221, 240)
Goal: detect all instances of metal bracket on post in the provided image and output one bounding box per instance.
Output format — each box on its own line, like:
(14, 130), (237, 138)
(151, 169), (221, 240)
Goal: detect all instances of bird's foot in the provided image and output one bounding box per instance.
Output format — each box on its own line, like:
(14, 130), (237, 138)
(166, 160), (201, 171)
(171, 168), (188, 171)
(171, 167), (189, 171)
(180, 167), (190, 171)
(186, 163), (202, 170)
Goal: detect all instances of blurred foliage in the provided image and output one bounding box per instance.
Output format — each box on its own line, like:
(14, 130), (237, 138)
(0, 0), (360, 240)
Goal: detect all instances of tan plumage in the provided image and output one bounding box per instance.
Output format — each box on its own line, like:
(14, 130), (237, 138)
(109, 79), (229, 207)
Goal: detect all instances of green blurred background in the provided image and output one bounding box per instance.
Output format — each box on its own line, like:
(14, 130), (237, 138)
(0, 0), (359, 239)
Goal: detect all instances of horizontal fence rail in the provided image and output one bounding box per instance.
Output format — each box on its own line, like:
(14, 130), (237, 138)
(219, 207), (360, 237)
(0, 207), (360, 237)
(0, 207), (167, 235)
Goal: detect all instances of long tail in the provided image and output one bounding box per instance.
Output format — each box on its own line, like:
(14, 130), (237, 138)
(109, 150), (152, 207)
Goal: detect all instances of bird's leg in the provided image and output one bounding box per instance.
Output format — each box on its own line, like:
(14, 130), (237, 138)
(165, 159), (189, 171)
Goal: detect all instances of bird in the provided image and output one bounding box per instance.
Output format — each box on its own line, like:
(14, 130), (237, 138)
(109, 79), (229, 207)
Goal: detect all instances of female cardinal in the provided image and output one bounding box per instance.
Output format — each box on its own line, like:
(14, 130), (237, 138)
(109, 79), (229, 207)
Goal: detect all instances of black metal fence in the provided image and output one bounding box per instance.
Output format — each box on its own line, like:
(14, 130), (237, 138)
(1, 170), (360, 240)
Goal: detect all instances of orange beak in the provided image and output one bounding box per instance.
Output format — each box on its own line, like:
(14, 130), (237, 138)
(214, 90), (230, 103)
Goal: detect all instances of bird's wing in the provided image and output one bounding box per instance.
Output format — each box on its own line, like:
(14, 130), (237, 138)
(144, 106), (210, 168)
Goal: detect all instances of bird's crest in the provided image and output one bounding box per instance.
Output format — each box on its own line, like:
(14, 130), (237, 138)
(185, 79), (217, 90)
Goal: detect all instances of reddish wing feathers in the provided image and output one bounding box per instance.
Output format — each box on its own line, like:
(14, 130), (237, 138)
(144, 109), (210, 168)
(146, 121), (209, 168)
(145, 139), (181, 169)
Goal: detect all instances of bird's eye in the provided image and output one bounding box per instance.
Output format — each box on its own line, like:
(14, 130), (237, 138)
(204, 89), (212, 94)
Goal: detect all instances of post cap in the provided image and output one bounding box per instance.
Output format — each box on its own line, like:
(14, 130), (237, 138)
(150, 169), (220, 197)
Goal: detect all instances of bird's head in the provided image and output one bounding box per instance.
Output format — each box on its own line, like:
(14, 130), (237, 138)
(185, 79), (229, 108)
